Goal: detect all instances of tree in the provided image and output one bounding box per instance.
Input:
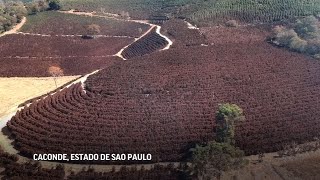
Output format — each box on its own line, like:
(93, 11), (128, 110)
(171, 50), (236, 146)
(37, 0), (49, 12)
(48, 66), (63, 88)
(4, 1), (27, 21)
(289, 35), (307, 53)
(83, 24), (101, 39)
(216, 103), (244, 144)
(191, 141), (247, 180)
(225, 20), (238, 27)
(120, 11), (130, 19)
(48, 0), (61, 10)
(26, 2), (40, 15)
(294, 16), (320, 39)
(272, 26), (298, 47)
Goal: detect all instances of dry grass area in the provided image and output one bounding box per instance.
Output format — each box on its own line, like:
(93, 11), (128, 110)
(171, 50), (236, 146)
(0, 76), (79, 117)
(222, 150), (320, 180)
(282, 156), (320, 180)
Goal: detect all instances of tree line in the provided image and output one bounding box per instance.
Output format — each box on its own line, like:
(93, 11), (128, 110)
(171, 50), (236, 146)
(0, 0), (62, 33)
(270, 16), (320, 59)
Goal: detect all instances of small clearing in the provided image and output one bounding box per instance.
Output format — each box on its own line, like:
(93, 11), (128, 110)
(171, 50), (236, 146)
(0, 76), (79, 117)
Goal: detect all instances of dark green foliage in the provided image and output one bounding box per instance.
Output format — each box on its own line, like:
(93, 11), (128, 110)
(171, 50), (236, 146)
(48, 0), (61, 10)
(25, 0), (49, 15)
(0, 1), (27, 33)
(216, 103), (244, 144)
(191, 141), (247, 179)
(189, 104), (246, 179)
(295, 16), (320, 39)
(61, 0), (320, 25)
(271, 16), (320, 59)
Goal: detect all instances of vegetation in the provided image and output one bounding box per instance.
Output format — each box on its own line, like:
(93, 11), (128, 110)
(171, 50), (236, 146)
(190, 104), (246, 179)
(0, 0), (64, 34)
(19, 11), (149, 37)
(0, 147), (65, 179)
(270, 16), (320, 59)
(216, 103), (244, 144)
(48, 66), (64, 88)
(191, 141), (247, 180)
(83, 23), (101, 39)
(0, 1), (27, 33)
(48, 0), (61, 10)
(225, 20), (238, 27)
(25, 0), (49, 15)
(60, 0), (320, 25)
(122, 27), (168, 59)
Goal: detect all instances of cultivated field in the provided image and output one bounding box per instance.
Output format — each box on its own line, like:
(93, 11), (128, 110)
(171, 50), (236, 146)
(1, 0), (320, 179)
(122, 27), (168, 59)
(20, 11), (150, 37)
(7, 23), (320, 164)
(61, 0), (320, 25)
(0, 34), (133, 57)
(0, 55), (120, 77)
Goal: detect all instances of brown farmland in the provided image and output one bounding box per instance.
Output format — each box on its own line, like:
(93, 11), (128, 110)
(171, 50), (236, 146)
(0, 34), (129, 77)
(21, 12), (150, 38)
(7, 24), (320, 164)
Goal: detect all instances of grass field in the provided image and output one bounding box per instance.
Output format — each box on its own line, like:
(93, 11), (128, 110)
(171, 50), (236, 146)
(0, 76), (79, 117)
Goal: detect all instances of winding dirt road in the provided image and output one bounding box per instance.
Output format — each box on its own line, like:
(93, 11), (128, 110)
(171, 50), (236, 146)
(60, 10), (173, 59)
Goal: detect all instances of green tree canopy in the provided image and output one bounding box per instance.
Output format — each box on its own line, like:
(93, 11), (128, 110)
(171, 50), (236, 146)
(216, 103), (244, 144)
(191, 141), (247, 180)
(48, 0), (62, 10)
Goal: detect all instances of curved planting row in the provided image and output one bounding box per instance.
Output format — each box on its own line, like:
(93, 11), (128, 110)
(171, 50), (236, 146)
(0, 56), (120, 77)
(8, 82), (213, 164)
(0, 34), (133, 58)
(21, 11), (150, 38)
(0, 34), (127, 77)
(7, 38), (320, 164)
(122, 27), (168, 59)
(68, 165), (187, 180)
(161, 19), (207, 47)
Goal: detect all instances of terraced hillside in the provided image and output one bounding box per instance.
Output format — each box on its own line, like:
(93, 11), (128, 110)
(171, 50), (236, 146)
(61, 0), (320, 25)
(20, 11), (150, 37)
(7, 23), (320, 164)
(0, 34), (127, 77)
(122, 27), (168, 59)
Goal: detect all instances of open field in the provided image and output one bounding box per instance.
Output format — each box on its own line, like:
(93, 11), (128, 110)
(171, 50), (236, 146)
(222, 148), (320, 180)
(282, 156), (320, 179)
(21, 11), (150, 37)
(0, 76), (79, 117)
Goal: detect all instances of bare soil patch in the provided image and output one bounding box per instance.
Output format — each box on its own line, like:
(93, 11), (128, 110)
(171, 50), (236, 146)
(282, 156), (320, 180)
(0, 76), (79, 117)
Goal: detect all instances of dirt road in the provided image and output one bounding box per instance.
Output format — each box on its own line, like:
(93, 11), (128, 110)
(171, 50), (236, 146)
(0, 17), (26, 37)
